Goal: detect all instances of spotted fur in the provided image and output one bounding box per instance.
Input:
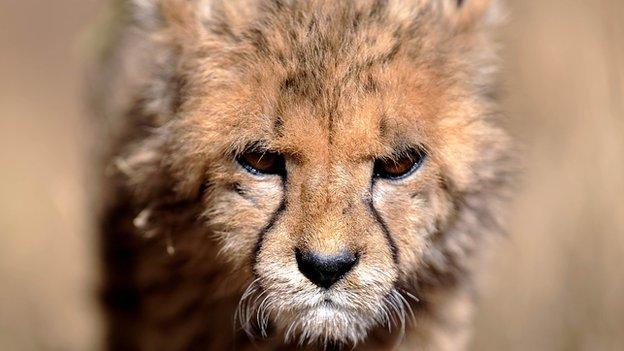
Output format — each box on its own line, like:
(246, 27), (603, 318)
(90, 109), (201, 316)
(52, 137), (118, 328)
(90, 0), (513, 349)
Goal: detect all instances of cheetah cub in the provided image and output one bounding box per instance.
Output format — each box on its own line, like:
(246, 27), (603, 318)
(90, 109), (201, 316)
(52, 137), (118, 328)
(91, 0), (513, 350)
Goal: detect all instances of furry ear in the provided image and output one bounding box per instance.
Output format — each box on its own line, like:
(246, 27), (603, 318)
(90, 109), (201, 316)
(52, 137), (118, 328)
(129, 0), (203, 37)
(113, 125), (207, 204)
(112, 131), (171, 204)
(443, 0), (502, 30)
(130, 0), (160, 24)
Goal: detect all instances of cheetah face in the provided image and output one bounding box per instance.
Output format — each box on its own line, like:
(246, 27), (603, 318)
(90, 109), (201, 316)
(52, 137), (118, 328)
(120, 0), (508, 347)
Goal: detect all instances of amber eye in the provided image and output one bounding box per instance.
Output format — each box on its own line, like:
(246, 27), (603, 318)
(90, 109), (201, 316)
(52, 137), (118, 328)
(237, 150), (285, 176)
(373, 148), (426, 180)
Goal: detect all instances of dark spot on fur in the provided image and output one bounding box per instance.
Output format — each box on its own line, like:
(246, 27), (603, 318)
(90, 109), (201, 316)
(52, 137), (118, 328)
(365, 35), (378, 46)
(360, 41), (401, 69)
(286, 27), (299, 41)
(364, 74), (379, 93)
(280, 69), (326, 101)
(369, 0), (388, 19)
(378, 115), (388, 138)
(411, 191), (425, 199)
(251, 73), (263, 85)
(352, 11), (363, 29)
(207, 18), (239, 42)
(382, 41), (401, 63)
(438, 174), (456, 195)
(169, 74), (186, 114)
(230, 182), (248, 197)
(341, 201), (353, 215)
(327, 115), (335, 145)
(280, 74), (298, 92)
(271, 0), (285, 11)
(245, 27), (270, 55)
(273, 115), (284, 137)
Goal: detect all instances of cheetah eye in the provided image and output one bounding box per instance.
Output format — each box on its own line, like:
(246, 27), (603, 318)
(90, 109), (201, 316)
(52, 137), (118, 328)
(373, 148), (426, 180)
(237, 149), (286, 176)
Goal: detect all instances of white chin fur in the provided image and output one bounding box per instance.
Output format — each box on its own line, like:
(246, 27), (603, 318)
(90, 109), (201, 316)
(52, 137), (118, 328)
(237, 280), (412, 347)
(278, 304), (373, 346)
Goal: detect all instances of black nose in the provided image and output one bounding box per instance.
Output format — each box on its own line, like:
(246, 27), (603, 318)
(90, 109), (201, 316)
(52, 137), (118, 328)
(295, 249), (359, 289)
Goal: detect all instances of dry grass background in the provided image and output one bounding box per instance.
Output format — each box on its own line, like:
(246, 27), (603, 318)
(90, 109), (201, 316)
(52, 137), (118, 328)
(0, 0), (622, 350)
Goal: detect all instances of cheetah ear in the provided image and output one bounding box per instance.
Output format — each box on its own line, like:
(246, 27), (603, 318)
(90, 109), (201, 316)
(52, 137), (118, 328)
(443, 0), (502, 30)
(130, 0), (161, 27)
(114, 126), (206, 203)
(112, 132), (172, 204)
(129, 0), (203, 37)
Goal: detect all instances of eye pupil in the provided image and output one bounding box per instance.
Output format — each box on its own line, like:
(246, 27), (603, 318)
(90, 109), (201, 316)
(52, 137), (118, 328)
(245, 152), (274, 170)
(373, 148), (426, 180)
(384, 158), (413, 175)
(238, 150), (285, 176)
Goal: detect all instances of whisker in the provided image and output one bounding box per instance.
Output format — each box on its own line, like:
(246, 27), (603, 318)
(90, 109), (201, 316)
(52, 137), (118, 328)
(399, 288), (420, 304)
(390, 289), (410, 348)
(396, 290), (416, 324)
(235, 278), (266, 338)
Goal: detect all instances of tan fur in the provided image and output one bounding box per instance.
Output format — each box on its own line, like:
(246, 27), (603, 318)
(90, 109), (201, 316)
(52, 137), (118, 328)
(90, 0), (513, 349)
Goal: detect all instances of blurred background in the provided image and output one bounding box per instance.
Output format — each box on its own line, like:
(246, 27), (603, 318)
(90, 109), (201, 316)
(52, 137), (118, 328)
(0, 0), (622, 350)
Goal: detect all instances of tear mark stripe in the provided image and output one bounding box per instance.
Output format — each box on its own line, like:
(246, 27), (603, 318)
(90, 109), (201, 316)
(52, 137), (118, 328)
(252, 181), (288, 273)
(367, 181), (400, 265)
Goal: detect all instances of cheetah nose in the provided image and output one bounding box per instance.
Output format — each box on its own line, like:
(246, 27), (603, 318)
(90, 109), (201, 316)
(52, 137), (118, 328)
(295, 249), (359, 289)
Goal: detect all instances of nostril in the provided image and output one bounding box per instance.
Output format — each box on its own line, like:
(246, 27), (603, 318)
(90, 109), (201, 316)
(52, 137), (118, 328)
(295, 248), (359, 289)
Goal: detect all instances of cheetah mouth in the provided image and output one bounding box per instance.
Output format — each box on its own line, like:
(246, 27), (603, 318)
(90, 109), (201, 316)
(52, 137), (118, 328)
(237, 279), (413, 346)
(321, 297), (339, 307)
(305, 297), (352, 316)
(278, 290), (414, 346)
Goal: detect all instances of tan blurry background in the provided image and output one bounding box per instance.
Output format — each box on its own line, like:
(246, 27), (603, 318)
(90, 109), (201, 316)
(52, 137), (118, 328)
(0, 0), (623, 350)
